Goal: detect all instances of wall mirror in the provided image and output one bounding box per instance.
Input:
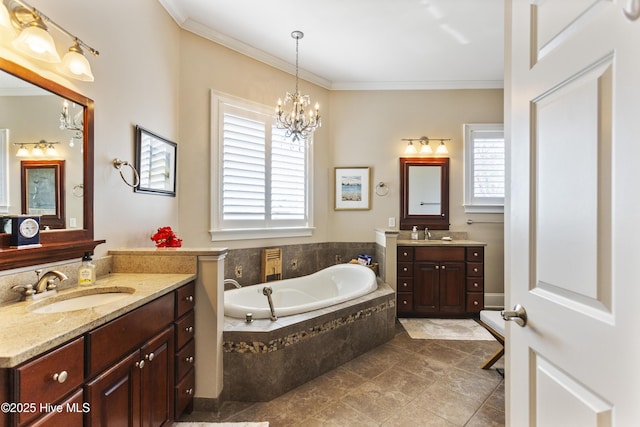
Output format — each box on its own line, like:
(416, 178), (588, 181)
(400, 157), (450, 230)
(0, 57), (101, 270)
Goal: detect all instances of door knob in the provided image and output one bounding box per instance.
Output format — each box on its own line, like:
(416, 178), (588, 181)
(502, 304), (527, 327)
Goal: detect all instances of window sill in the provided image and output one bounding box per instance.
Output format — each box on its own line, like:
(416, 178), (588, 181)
(463, 205), (504, 214)
(210, 227), (314, 242)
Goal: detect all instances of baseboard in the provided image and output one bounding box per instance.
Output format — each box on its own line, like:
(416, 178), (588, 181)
(193, 396), (220, 413)
(484, 293), (504, 310)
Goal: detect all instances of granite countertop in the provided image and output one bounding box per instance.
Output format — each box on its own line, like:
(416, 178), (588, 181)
(0, 273), (195, 368)
(397, 239), (487, 246)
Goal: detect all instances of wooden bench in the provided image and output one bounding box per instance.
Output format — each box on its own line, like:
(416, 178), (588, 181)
(478, 310), (505, 369)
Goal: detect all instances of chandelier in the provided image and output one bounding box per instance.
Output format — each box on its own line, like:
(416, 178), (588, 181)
(275, 30), (321, 142)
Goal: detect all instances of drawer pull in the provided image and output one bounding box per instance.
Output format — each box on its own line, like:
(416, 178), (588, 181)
(52, 371), (68, 384)
(145, 352), (155, 362)
(186, 388), (194, 395)
(473, 301), (479, 306)
(402, 300), (408, 305)
(435, 265), (440, 270)
(474, 268), (479, 273)
(474, 252), (479, 257)
(136, 360), (145, 369)
(403, 267), (408, 272)
(441, 265), (446, 270)
(403, 252), (408, 256)
(185, 356), (194, 364)
(185, 295), (194, 302)
(402, 282), (408, 288)
(185, 326), (194, 333)
(473, 282), (479, 288)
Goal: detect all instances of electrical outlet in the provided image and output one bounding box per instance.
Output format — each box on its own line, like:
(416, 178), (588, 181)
(235, 265), (243, 278)
(388, 217), (396, 227)
(291, 258), (298, 270)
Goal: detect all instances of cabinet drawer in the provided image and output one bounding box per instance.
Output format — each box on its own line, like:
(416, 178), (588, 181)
(176, 339), (195, 380)
(466, 293), (484, 312)
(175, 368), (195, 416)
(176, 281), (196, 318)
(397, 278), (413, 292)
(397, 247), (414, 261)
(415, 247), (464, 262)
(175, 311), (195, 350)
(397, 294), (413, 313)
(467, 262), (484, 277)
(87, 292), (174, 377)
(466, 278), (484, 292)
(397, 262), (413, 277)
(466, 247), (484, 262)
(29, 388), (84, 427)
(14, 337), (84, 425)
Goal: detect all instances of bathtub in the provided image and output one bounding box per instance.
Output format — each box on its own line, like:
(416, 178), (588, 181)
(224, 263), (377, 319)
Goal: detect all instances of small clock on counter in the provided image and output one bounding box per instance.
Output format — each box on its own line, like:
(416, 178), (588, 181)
(6, 215), (41, 248)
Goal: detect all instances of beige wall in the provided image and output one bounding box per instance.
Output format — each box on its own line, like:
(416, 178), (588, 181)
(1, 0), (504, 297)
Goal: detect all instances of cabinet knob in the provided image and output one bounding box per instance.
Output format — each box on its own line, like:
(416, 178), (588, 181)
(52, 371), (68, 384)
(402, 300), (408, 305)
(136, 360), (145, 369)
(403, 252), (408, 256)
(185, 295), (194, 302)
(145, 352), (155, 362)
(473, 301), (479, 306)
(185, 356), (194, 364)
(435, 265), (440, 269)
(186, 388), (194, 395)
(473, 282), (479, 288)
(474, 268), (479, 272)
(402, 282), (408, 288)
(473, 252), (479, 257)
(441, 265), (446, 270)
(403, 267), (408, 272)
(185, 326), (194, 333)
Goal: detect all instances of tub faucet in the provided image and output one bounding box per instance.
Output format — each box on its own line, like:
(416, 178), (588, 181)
(223, 278), (242, 290)
(262, 286), (277, 321)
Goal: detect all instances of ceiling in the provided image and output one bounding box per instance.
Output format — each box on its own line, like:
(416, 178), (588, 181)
(158, 0), (504, 91)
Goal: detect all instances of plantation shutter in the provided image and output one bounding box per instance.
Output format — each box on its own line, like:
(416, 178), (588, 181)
(271, 127), (306, 220)
(472, 130), (505, 200)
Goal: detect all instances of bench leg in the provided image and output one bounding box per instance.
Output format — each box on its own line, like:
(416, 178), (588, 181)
(481, 346), (504, 369)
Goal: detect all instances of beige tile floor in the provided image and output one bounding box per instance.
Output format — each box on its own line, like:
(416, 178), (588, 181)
(179, 322), (505, 426)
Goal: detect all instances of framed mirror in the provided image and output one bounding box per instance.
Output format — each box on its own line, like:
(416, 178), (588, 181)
(0, 57), (102, 270)
(400, 157), (450, 230)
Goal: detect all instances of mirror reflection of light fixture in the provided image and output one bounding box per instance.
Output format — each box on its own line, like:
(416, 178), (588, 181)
(275, 30), (321, 143)
(59, 100), (83, 142)
(13, 140), (60, 157)
(402, 136), (450, 155)
(5, 0), (99, 81)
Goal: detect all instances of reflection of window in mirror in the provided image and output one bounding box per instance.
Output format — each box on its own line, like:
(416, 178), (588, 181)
(0, 129), (8, 215)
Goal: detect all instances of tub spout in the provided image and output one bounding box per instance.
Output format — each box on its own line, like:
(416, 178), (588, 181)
(224, 278), (242, 290)
(262, 286), (277, 321)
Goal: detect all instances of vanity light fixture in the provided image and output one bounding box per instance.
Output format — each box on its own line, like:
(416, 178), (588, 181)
(14, 140), (60, 157)
(402, 136), (449, 155)
(275, 30), (321, 143)
(4, 0), (99, 81)
(0, 2), (12, 34)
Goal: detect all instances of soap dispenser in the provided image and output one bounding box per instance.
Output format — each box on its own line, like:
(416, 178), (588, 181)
(78, 252), (96, 286)
(411, 226), (419, 240)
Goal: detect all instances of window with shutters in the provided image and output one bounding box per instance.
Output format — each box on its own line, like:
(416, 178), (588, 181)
(210, 92), (313, 241)
(0, 129), (8, 214)
(463, 123), (505, 213)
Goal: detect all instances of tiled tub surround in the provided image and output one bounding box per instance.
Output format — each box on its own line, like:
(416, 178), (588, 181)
(225, 242), (379, 285)
(222, 280), (395, 401)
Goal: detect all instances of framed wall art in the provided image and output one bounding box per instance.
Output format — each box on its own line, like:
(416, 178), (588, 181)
(21, 160), (65, 229)
(135, 125), (177, 196)
(334, 166), (371, 210)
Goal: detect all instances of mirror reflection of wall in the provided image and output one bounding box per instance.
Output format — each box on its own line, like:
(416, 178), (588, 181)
(0, 74), (84, 230)
(408, 165), (441, 215)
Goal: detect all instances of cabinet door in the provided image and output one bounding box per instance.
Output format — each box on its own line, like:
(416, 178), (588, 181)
(438, 261), (465, 313)
(140, 327), (174, 427)
(85, 350), (141, 427)
(413, 262), (440, 313)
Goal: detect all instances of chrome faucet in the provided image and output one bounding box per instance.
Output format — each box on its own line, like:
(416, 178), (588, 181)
(223, 278), (242, 290)
(13, 269), (68, 300)
(262, 286), (277, 321)
(424, 227), (431, 240)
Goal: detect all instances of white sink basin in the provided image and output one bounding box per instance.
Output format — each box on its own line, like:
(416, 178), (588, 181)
(29, 287), (136, 314)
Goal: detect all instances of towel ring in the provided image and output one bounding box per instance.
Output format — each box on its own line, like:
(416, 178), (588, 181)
(375, 181), (389, 196)
(113, 158), (140, 188)
(72, 184), (84, 198)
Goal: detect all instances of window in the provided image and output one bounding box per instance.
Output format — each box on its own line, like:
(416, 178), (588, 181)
(464, 123), (505, 213)
(211, 92), (312, 241)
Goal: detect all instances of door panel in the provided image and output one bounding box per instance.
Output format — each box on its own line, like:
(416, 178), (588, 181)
(507, 0), (640, 424)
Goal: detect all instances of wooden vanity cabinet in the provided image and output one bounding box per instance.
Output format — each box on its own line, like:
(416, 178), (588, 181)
(397, 246), (485, 317)
(174, 282), (195, 417)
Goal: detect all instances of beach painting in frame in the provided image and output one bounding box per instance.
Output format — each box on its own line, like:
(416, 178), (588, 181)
(334, 167), (371, 210)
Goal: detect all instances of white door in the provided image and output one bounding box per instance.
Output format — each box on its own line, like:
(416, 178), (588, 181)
(506, 0), (640, 425)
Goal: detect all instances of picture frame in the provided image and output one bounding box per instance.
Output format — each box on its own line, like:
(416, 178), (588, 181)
(21, 160), (65, 229)
(334, 166), (371, 210)
(134, 125), (177, 196)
